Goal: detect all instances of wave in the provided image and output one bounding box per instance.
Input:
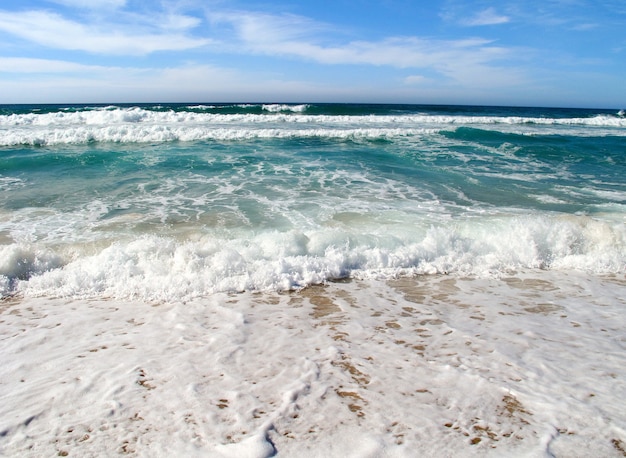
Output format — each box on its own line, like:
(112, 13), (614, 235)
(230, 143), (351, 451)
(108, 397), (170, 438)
(181, 103), (310, 113)
(3, 106), (626, 126)
(0, 176), (25, 191)
(261, 104), (309, 113)
(1, 107), (625, 145)
(2, 107), (625, 127)
(0, 126), (441, 146)
(2, 214), (624, 301)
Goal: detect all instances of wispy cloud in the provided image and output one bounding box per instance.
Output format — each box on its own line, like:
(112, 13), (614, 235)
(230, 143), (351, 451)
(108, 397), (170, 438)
(0, 58), (354, 103)
(404, 75), (429, 85)
(0, 3), (532, 102)
(461, 7), (510, 26)
(570, 22), (599, 31)
(0, 5), (519, 78)
(0, 9), (210, 55)
(209, 11), (523, 88)
(47, 0), (127, 9)
(0, 57), (112, 73)
(212, 12), (493, 65)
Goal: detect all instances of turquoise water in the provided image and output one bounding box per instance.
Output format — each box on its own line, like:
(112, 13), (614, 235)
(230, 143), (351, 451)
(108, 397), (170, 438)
(1, 103), (625, 300)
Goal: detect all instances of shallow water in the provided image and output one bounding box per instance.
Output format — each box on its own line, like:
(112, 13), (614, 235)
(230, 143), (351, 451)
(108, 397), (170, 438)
(1, 103), (624, 300)
(1, 271), (625, 457)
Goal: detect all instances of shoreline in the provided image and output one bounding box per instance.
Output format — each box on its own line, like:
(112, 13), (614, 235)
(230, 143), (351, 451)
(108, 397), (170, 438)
(1, 271), (626, 456)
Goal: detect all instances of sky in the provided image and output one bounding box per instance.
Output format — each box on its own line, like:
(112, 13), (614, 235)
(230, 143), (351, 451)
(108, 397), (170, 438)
(0, 0), (624, 107)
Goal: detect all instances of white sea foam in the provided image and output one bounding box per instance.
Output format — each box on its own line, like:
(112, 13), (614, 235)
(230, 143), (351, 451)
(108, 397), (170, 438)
(0, 126), (440, 146)
(262, 104), (309, 113)
(2, 214), (623, 301)
(530, 194), (570, 205)
(3, 109), (625, 128)
(185, 104), (218, 109)
(0, 244), (63, 296)
(1, 104), (625, 456)
(2, 109), (625, 145)
(0, 176), (25, 191)
(1, 272), (625, 456)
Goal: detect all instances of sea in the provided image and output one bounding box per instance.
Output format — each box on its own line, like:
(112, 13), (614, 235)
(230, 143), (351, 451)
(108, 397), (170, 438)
(1, 103), (625, 457)
(1, 103), (624, 300)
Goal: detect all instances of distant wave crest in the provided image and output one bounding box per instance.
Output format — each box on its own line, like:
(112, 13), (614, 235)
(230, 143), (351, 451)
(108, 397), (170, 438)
(1, 107), (625, 145)
(0, 126), (439, 146)
(262, 104), (309, 113)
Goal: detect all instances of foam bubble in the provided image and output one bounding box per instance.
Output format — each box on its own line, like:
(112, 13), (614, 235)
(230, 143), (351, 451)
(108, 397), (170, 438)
(2, 108), (625, 145)
(0, 126), (439, 146)
(0, 176), (25, 191)
(6, 214), (623, 301)
(0, 244), (63, 285)
(262, 104), (309, 113)
(2, 271), (624, 456)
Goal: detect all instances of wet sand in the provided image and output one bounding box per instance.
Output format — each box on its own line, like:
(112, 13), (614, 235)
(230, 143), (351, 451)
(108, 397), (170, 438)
(1, 272), (625, 457)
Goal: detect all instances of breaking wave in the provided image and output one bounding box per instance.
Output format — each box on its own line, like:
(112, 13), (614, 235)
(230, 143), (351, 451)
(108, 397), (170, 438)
(2, 214), (624, 301)
(2, 106), (625, 146)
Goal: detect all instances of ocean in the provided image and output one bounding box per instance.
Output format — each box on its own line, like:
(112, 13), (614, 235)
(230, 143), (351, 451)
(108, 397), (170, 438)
(1, 103), (625, 456)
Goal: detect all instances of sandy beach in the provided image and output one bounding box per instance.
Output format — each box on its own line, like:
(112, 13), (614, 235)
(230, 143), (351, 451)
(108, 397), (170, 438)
(2, 0), (626, 452)
(2, 272), (625, 457)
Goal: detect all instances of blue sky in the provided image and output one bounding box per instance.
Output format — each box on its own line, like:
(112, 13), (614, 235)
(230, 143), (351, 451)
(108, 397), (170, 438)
(0, 0), (624, 107)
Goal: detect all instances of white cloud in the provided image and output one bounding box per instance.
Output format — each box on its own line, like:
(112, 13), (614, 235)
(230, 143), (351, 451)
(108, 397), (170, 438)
(0, 10), (210, 55)
(209, 11), (522, 88)
(461, 7), (510, 26)
(46, 0), (127, 9)
(571, 23), (599, 31)
(214, 12), (504, 66)
(162, 14), (203, 31)
(404, 75), (428, 85)
(0, 6), (531, 102)
(0, 57), (111, 73)
(210, 11), (329, 42)
(0, 60), (344, 103)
